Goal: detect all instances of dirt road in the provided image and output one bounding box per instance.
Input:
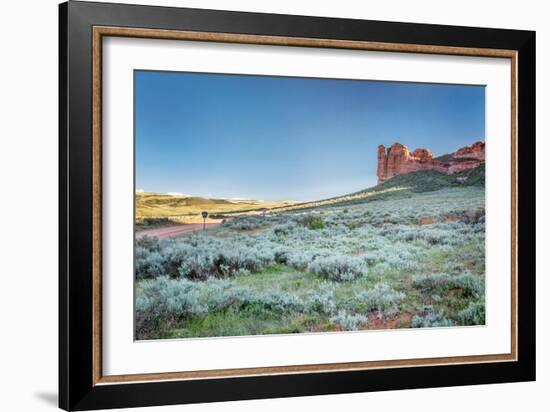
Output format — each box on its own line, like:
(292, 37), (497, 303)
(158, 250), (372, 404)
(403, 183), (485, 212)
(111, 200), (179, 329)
(136, 222), (222, 239)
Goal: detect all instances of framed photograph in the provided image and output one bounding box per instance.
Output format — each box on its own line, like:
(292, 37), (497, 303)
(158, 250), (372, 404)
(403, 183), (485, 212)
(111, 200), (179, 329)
(59, 1), (535, 410)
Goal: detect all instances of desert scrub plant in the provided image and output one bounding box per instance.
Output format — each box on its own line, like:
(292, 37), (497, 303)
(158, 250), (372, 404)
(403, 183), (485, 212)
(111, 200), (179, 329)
(457, 300), (485, 325)
(386, 222), (478, 247)
(175, 246), (216, 280)
(346, 221), (360, 230)
(412, 272), (484, 298)
(197, 280), (304, 314)
(412, 273), (453, 294)
(248, 291), (305, 314)
(307, 255), (368, 282)
(224, 215), (267, 230)
(383, 253), (421, 272)
(452, 273), (485, 298)
(135, 277), (308, 338)
(136, 242), (205, 279)
(215, 245), (274, 277)
(459, 207), (486, 224)
(369, 262), (392, 276)
(173, 238), (276, 280)
(411, 311), (454, 328)
(135, 277), (209, 339)
(200, 279), (253, 311)
(354, 283), (405, 314)
(135, 235), (175, 279)
(136, 217), (175, 229)
(305, 282), (336, 315)
(286, 251), (318, 270)
(300, 214), (325, 230)
(272, 247), (291, 264)
(272, 222), (297, 236)
(136, 235), (162, 251)
(135, 248), (167, 279)
(330, 310), (368, 331)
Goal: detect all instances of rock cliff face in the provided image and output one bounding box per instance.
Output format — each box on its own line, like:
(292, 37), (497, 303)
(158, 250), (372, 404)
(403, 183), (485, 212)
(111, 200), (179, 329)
(453, 141), (485, 160)
(377, 141), (485, 184)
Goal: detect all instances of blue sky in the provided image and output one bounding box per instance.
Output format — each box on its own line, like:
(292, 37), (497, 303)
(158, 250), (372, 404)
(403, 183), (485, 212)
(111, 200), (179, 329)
(135, 71), (485, 201)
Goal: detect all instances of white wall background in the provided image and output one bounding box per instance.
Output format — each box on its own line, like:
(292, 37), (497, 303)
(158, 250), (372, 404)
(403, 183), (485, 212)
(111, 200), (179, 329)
(0, 0), (546, 411)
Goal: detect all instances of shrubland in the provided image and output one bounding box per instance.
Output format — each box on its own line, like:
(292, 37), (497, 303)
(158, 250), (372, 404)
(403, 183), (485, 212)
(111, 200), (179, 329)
(135, 186), (486, 339)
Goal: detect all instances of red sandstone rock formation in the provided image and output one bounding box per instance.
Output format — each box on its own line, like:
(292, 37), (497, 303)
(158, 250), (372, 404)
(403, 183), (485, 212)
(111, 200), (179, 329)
(377, 141), (485, 184)
(453, 141), (485, 160)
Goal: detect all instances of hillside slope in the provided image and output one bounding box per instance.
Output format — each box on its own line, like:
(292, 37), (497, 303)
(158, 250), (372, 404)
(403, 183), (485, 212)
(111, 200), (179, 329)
(373, 164), (485, 193)
(136, 192), (300, 218)
(273, 165), (485, 213)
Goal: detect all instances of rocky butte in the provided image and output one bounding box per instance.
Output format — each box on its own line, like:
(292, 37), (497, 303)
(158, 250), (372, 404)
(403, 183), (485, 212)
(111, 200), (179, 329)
(377, 141), (485, 184)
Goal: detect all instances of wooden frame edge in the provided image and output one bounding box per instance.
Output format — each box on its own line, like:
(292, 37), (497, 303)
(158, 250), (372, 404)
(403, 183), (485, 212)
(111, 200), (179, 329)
(93, 26), (517, 58)
(92, 27), (103, 385)
(96, 353), (515, 385)
(511, 52), (519, 361)
(92, 26), (519, 386)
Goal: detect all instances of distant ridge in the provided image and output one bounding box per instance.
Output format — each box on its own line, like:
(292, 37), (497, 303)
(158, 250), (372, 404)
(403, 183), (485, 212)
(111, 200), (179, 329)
(135, 192), (300, 219)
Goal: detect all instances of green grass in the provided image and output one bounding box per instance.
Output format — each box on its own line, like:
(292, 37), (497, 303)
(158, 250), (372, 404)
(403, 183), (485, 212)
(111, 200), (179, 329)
(234, 264), (317, 292)
(169, 310), (336, 339)
(461, 164), (485, 186)
(375, 170), (459, 192)
(369, 166), (484, 194)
